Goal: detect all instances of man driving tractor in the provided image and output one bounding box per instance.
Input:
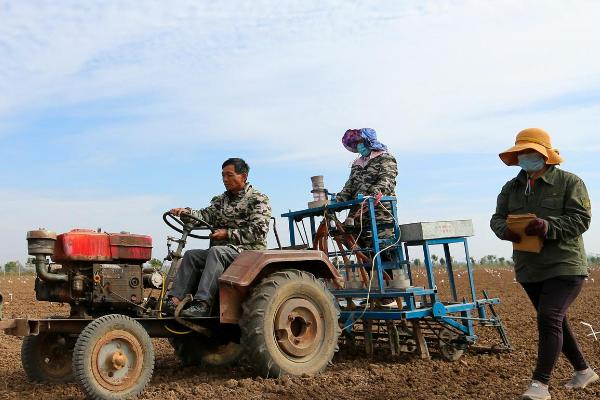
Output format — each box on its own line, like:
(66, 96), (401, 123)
(166, 157), (271, 317)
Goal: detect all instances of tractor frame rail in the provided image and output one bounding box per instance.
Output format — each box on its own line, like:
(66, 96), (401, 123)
(0, 316), (220, 338)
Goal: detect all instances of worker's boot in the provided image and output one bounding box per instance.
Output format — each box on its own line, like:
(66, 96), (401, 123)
(181, 300), (210, 318)
(521, 380), (551, 400)
(162, 298), (178, 316)
(565, 367), (599, 389)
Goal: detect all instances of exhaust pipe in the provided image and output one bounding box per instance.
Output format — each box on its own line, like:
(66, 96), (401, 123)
(33, 254), (68, 283)
(27, 230), (68, 283)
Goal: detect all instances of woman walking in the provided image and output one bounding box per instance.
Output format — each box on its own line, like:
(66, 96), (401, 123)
(490, 128), (598, 400)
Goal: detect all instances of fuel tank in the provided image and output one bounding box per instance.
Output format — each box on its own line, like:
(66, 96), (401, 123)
(51, 229), (152, 262)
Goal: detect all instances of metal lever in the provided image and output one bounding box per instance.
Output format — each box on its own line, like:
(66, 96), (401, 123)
(271, 217), (282, 249)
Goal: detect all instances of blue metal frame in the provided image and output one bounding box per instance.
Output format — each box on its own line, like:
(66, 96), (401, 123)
(281, 196), (501, 340)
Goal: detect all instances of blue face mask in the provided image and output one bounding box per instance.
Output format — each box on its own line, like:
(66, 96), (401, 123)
(357, 143), (371, 157)
(518, 152), (545, 173)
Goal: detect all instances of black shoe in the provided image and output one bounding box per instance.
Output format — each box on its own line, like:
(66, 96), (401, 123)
(162, 298), (178, 316)
(180, 301), (210, 318)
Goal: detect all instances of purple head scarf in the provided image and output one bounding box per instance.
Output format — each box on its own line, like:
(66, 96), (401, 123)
(342, 128), (388, 153)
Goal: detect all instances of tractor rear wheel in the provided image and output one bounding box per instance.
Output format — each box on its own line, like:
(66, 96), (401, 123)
(72, 314), (154, 400)
(21, 332), (75, 383)
(240, 269), (341, 377)
(169, 335), (243, 367)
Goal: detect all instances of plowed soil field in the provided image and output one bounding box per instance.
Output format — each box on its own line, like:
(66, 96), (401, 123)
(1, 268), (599, 400)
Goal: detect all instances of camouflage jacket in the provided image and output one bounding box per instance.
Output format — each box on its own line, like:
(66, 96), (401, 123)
(190, 183), (271, 251)
(336, 152), (398, 202)
(336, 153), (398, 240)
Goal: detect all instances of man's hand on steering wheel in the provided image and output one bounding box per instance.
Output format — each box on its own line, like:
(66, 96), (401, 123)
(163, 209), (215, 240)
(169, 207), (190, 217)
(168, 207), (226, 239)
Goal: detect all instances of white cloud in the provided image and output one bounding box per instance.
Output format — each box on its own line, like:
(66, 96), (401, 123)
(2, 1), (600, 156)
(1, 1), (600, 262)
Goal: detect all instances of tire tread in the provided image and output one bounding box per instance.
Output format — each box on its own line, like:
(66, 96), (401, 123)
(72, 314), (154, 400)
(240, 269), (341, 378)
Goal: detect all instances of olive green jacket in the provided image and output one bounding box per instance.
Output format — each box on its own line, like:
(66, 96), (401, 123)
(490, 166), (591, 282)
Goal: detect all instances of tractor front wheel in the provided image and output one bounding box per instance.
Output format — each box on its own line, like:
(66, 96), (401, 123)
(240, 269), (341, 377)
(72, 314), (154, 400)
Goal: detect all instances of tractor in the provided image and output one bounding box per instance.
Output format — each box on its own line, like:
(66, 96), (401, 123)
(0, 195), (510, 400)
(0, 210), (341, 399)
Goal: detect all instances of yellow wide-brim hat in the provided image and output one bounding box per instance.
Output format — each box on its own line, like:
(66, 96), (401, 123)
(499, 128), (564, 166)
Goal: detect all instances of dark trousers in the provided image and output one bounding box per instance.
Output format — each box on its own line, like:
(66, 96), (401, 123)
(168, 246), (239, 306)
(520, 275), (588, 384)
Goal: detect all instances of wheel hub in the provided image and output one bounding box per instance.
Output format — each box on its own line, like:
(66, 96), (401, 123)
(91, 330), (143, 391)
(111, 351), (128, 370)
(274, 298), (323, 358)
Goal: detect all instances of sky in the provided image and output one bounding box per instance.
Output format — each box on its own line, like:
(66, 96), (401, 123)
(1, 0), (600, 266)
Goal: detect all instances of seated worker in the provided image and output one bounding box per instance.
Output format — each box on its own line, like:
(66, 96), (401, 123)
(167, 157), (271, 317)
(336, 128), (398, 245)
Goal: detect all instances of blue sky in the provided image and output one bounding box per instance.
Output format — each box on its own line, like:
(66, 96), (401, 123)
(1, 0), (600, 265)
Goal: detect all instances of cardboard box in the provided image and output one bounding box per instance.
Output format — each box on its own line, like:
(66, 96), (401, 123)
(507, 214), (543, 253)
(399, 220), (474, 241)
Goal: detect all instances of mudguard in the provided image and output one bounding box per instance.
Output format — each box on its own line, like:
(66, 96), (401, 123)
(218, 250), (340, 324)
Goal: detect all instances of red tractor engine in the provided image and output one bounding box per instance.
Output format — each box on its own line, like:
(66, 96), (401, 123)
(27, 229), (155, 317)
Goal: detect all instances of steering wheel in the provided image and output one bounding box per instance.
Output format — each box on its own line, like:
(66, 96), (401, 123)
(163, 211), (215, 240)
